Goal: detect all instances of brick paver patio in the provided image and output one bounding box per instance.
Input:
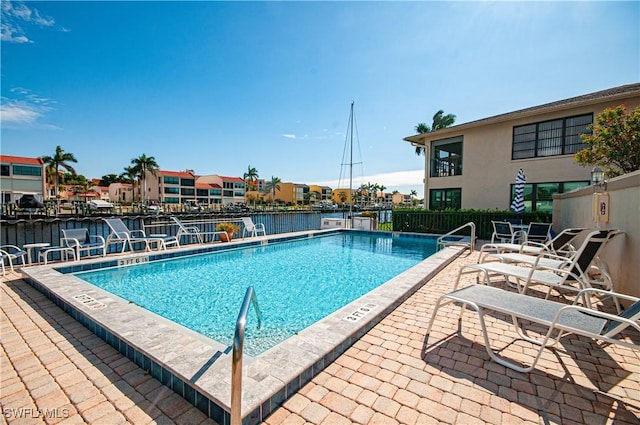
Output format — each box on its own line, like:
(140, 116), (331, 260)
(1, 250), (638, 424)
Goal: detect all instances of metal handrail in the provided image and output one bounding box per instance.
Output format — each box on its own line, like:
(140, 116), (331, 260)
(231, 287), (263, 425)
(436, 221), (476, 252)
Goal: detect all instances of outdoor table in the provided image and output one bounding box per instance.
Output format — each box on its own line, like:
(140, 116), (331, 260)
(23, 242), (50, 264)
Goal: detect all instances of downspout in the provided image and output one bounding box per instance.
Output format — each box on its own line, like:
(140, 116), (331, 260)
(424, 141), (430, 210)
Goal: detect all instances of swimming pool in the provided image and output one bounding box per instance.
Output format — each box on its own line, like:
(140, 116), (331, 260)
(75, 232), (439, 355)
(22, 229), (466, 424)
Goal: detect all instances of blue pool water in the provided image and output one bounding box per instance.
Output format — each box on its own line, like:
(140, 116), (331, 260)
(76, 232), (437, 355)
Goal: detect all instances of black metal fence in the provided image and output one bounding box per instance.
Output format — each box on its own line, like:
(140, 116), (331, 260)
(392, 210), (553, 240)
(0, 211), (324, 253)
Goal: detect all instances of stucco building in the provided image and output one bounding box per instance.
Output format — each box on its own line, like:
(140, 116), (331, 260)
(0, 155), (46, 205)
(404, 83), (640, 211)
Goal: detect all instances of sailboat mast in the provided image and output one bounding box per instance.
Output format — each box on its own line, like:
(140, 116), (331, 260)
(349, 101), (354, 227)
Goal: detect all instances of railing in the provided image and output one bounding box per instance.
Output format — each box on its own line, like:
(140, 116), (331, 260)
(231, 287), (263, 425)
(436, 221), (476, 252)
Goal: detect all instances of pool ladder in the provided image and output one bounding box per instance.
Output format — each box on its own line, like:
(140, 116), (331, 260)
(231, 286), (263, 425)
(436, 222), (476, 252)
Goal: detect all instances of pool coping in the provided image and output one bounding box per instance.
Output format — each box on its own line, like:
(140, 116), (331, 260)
(20, 229), (466, 425)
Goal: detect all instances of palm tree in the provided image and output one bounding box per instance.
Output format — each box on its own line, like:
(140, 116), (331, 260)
(131, 154), (159, 203)
(243, 165), (259, 190)
(414, 110), (457, 156)
(264, 176), (281, 206)
(41, 145), (78, 212)
(120, 165), (137, 202)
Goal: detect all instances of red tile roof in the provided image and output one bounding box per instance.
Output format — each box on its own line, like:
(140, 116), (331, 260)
(0, 155), (44, 165)
(159, 170), (195, 178)
(196, 182), (222, 189)
(219, 176), (244, 183)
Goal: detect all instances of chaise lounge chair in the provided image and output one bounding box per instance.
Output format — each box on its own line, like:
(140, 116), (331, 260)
(456, 230), (618, 298)
(425, 285), (640, 372)
(241, 217), (266, 238)
(104, 218), (179, 252)
(485, 229), (621, 273)
(478, 227), (586, 263)
(171, 216), (227, 244)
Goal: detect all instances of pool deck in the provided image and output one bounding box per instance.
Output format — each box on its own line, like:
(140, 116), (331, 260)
(2, 246), (639, 424)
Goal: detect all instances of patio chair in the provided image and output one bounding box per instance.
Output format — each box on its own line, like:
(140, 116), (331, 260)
(425, 284), (640, 372)
(103, 218), (179, 252)
(241, 217), (266, 238)
(490, 221), (525, 244)
(171, 216), (227, 244)
(523, 222), (552, 244)
(0, 245), (27, 275)
(61, 228), (106, 259)
(171, 216), (204, 244)
(456, 230), (618, 298)
(478, 227), (586, 263)
(485, 229), (621, 276)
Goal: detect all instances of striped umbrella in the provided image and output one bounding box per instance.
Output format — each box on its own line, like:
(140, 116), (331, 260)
(510, 169), (526, 214)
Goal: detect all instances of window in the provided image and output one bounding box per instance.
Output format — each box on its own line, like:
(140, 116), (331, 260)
(1, 165), (9, 176)
(209, 189), (221, 196)
(180, 178), (195, 187)
(429, 188), (461, 210)
(510, 181), (589, 212)
(12, 165), (41, 176)
(164, 197), (179, 204)
(181, 188), (195, 196)
(164, 176), (179, 185)
(430, 137), (463, 177)
(164, 187), (179, 194)
(512, 114), (592, 159)
(196, 189), (208, 196)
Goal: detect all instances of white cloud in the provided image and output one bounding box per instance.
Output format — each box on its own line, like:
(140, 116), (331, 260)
(1, 0), (57, 43)
(0, 99), (41, 124)
(282, 134), (297, 139)
(0, 88), (58, 128)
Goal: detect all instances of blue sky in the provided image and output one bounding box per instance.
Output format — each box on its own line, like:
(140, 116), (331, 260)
(1, 1), (638, 198)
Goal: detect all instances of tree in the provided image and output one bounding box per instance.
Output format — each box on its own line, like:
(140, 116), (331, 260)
(131, 154), (159, 203)
(264, 176), (281, 205)
(414, 110), (457, 156)
(120, 165), (137, 201)
(243, 165), (259, 190)
(41, 145), (78, 212)
(99, 174), (120, 186)
(574, 105), (640, 177)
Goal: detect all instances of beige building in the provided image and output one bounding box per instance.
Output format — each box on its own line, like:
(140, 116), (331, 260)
(108, 182), (133, 203)
(404, 83), (640, 211)
(0, 155), (46, 204)
(196, 175), (245, 205)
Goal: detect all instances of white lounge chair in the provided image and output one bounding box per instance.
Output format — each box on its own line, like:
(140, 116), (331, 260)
(0, 245), (27, 275)
(241, 217), (266, 238)
(171, 216), (227, 244)
(425, 285), (640, 372)
(61, 228), (106, 259)
(103, 218), (179, 252)
(456, 230), (617, 298)
(478, 227), (586, 263)
(486, 229), (620, 272)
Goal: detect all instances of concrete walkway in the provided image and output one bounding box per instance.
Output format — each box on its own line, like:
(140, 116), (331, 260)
(2, 250), (639, 424)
